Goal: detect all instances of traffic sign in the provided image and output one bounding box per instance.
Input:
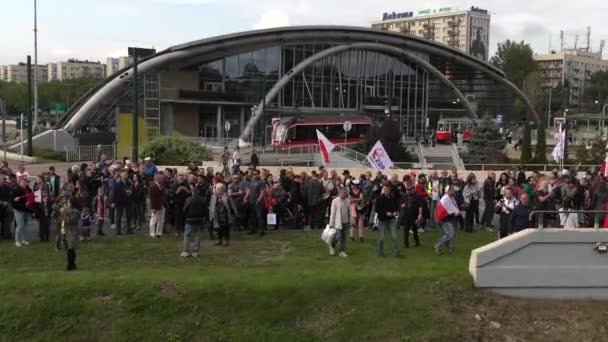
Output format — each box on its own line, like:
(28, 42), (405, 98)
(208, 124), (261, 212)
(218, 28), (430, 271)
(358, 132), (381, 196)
(224, 121), (231, 132)
(50, 102), (66, 116)
(343, 120), (353, 132)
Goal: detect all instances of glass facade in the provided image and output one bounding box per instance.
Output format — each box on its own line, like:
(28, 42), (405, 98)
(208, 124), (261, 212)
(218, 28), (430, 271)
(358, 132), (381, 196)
(197, 44), (431, 139)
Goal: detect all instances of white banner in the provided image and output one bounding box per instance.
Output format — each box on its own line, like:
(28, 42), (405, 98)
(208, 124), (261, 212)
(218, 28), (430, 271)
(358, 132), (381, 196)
(366, 140), (394, 171)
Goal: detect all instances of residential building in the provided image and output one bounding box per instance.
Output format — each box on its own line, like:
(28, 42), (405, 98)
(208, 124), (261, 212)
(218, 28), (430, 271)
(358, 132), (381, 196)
(48, 59), (105, 82)
(372, 6), (491, 60)
(106, 56), (133, 77)
(0, 63), (48, 84)
(534, 49), (608, 106)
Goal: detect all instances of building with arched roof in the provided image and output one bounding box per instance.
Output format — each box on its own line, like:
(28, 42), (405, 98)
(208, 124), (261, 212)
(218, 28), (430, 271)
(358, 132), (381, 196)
(34, 26), (535, 152)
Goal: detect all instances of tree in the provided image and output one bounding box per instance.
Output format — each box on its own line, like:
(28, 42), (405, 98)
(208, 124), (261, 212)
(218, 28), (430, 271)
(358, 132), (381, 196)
(465, 115), (508, 163)
(356, 119), (414, 163)
(140, 136), (213, 165)
(534, 123), (548, 163)
(490, 40), (536, 90)
(523, 71), (545, 111)
(583, 70), (608, 112)
(520, 121), (532, 163)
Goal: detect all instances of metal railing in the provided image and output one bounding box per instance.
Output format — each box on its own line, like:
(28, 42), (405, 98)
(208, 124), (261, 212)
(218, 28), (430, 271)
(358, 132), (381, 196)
(451, 144), (465, 170)
(417, 142), (427, 169)
(334, 144), (372, 167)
(463, 163), (599, 172)
(530, 210), (608, 229)
(199, 137), (238, 148)
(279, 159), (317, 167)
(64, 144), (116, 162)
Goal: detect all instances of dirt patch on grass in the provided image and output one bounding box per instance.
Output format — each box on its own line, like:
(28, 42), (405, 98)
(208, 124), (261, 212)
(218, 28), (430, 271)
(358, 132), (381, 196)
(255, 240), (293, 263)
(90, 295), (121, 305)
(437, 289), (608, 341)
(154, 280), (179, 297)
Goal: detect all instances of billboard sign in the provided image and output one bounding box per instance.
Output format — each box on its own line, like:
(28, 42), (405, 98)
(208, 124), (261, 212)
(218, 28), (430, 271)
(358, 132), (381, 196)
(468, 17), (490, 61)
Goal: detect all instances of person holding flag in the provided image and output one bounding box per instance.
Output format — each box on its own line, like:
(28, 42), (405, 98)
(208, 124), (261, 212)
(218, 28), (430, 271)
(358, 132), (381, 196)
(434, 185), (461, 255)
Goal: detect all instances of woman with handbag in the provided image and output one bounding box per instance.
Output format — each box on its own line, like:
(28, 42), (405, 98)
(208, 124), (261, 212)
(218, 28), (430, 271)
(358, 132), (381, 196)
(328, 187), (351, 257)
(349, 180), (367, 242)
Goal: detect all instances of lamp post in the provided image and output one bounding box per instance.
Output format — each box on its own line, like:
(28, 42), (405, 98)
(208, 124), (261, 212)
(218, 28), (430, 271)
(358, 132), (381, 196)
(547, 85), (557, 128)
(33, 0), (39, 128)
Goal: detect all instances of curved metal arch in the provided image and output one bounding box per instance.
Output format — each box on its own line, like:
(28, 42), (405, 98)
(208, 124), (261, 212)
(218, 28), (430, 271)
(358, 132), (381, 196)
(239, 42), (479, 144)
(62, 26), (538, 133)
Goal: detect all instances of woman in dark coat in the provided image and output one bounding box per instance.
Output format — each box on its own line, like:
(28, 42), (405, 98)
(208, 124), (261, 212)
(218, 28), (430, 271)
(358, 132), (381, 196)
(62, 197), (81, 271)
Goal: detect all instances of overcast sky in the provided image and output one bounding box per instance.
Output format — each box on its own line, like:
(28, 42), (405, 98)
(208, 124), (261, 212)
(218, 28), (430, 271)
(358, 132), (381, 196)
(1, 0), (607, 65)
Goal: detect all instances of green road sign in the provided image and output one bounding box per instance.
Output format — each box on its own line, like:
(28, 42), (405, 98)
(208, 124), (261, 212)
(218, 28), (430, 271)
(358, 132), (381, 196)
(50, 102), (66, 115)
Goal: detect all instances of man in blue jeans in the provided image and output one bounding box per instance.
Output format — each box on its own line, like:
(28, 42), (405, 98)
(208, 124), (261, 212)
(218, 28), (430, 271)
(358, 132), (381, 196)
(435, 186), (461, 255)
(245, 170), (267, 236)
(375, 183), (400, 257)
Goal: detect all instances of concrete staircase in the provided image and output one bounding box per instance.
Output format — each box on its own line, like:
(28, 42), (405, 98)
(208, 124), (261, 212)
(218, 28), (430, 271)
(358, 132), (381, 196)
(421, 144), (461, 170)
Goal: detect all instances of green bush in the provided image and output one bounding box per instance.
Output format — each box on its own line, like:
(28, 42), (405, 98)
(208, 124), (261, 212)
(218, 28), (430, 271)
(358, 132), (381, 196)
(140, 136), (213, 165)
(33, 147), (64, 162)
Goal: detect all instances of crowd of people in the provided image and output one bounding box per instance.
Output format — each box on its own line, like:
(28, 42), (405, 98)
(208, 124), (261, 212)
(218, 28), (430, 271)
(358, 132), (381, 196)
(1, 151), (608, 270)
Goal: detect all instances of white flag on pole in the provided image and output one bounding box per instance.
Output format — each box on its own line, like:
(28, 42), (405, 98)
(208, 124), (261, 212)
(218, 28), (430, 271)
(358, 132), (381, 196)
(316, 129), (335, 164)
(366, 140), (394, 171)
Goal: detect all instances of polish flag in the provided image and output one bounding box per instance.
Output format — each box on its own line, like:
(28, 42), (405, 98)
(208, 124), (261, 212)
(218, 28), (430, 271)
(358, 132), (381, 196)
(316, 130), (335, 164)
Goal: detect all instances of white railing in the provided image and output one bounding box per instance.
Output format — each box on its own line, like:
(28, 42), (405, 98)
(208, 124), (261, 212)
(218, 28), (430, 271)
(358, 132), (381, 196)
(64, 144), (116, 162)
(199, 137), (238, 148)
(417, 142), (428, 169)
(334, 144), (372, 167)
(451, 144), (466, 171)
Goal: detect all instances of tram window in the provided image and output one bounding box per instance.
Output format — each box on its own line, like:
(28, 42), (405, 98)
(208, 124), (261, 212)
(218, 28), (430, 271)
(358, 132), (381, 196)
(438, 123), (444, 131)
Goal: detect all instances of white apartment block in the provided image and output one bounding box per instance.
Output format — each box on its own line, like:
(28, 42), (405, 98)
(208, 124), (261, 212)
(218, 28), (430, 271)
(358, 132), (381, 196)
(372, 6), (491, 60)
(48, 60), (105, 82)
(534, 50), (608, 106)
(0, 63), (48, 84)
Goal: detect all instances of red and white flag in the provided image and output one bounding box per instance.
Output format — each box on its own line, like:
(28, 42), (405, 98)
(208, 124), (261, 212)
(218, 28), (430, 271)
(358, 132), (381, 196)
(602, 153), (608, 179)
(316, 129), (335, 164)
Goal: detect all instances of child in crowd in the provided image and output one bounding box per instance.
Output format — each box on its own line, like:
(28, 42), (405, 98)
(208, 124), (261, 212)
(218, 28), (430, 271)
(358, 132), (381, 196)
(80, 208), (92, 242)
(92, 187), (107, 236)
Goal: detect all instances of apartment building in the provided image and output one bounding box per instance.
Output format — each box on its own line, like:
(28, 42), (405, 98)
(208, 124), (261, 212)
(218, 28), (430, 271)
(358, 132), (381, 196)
(0, 63), (48, 84)
(48, 59), (105, 82)
(534, 49), (608, 106)
(106, 56), (133, 77)
(372, 6), (491, 60)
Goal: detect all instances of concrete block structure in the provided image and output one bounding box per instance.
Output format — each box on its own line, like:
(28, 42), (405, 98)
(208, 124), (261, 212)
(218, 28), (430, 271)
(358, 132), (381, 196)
(470, 228), (608, 299)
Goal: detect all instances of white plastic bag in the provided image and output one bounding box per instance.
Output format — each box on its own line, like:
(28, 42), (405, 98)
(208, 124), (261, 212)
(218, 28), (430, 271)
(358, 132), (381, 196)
(267, 213), (277, 225)
(321, 225), (337, 246)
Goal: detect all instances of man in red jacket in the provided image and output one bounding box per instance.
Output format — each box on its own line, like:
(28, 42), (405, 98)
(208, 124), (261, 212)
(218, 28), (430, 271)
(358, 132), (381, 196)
(148, 174), (165, 238)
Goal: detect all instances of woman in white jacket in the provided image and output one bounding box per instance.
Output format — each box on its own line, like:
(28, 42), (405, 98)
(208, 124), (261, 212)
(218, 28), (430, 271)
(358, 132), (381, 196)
(328, 188), (351, 257)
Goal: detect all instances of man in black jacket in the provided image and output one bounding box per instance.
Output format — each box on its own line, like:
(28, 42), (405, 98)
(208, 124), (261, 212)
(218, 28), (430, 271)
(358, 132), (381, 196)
(111, 172), (134, 235)
(0, 176), (13, 240)
(481, 172), (496, 229)
(510, 193), (531, 234)
(181, 188), (206, 258)
(375, 183), (400, 257)
(303, 173), (325, 229)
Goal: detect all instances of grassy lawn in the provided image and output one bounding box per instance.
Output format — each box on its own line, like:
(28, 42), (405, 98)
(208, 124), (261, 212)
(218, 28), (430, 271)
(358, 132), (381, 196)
(4, 229), (603, 341)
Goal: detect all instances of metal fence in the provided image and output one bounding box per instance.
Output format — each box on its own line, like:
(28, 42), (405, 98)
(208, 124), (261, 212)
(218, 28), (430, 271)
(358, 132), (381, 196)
(64, 144), (116, 162)
(530, 210), (608, 229)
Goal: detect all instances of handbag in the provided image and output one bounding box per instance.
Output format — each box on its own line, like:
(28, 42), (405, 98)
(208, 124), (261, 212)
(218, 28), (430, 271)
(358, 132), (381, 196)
(321, 224), (337, 246)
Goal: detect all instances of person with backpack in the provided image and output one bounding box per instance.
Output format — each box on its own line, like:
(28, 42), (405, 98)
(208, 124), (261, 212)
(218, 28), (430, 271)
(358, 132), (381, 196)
(12, 178), (34, 247)
(181, 188), (208, 257)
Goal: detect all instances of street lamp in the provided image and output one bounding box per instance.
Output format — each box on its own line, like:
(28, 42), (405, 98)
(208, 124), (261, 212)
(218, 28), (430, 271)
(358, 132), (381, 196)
(547, 85), (557, 128)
